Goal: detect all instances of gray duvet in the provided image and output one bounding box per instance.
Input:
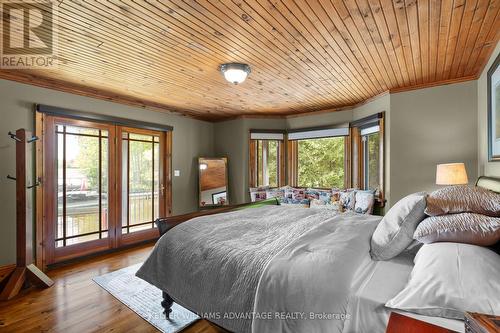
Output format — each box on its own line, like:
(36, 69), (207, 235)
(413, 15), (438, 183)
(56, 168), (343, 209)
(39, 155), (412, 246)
(136, 205), (381, 333)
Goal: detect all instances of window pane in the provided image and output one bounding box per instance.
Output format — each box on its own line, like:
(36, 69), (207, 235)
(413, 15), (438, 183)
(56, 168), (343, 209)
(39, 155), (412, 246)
(153, 141), (160, 220)
(121, 139), (129, 227)
(101, 136), (108, 233)
(65, 134), (101, 239)
(56, 127), (108, 248)
(121, 132), (161, 234)
(366, 132), (380, 191)
(297, 137), (345, 188)
(255, 139), (280, 187)
(267, 141), (278, 187)
(257, 141), (263, 186)
(129, 140), (153, 225)
(66, 233), (100, 246)
(56, 133), (64, 245)
(62, 125), (106, 137)
(129, 133), (154, 141)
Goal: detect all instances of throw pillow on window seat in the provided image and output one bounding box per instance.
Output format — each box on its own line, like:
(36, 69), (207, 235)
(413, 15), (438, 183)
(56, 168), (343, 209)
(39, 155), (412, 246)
(354, 190), (376, 214)
(249, 186), (269, 202)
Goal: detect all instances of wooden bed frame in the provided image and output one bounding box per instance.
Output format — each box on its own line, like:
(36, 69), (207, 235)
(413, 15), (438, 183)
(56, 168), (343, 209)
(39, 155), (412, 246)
(156, 177), (500, 319)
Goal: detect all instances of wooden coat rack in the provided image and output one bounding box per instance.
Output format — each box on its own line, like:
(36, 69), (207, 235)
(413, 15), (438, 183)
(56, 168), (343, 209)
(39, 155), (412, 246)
(0, 129), (53, 300)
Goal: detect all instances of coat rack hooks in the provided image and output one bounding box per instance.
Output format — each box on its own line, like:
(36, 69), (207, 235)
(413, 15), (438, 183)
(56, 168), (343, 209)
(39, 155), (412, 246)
(27, 182), (40, 189)
(8, 131), (21, 142)
(27, 135), (39, 143)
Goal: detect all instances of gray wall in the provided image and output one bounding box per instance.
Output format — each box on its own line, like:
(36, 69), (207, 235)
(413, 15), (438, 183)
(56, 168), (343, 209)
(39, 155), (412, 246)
(0, 79), (214, 265)
(214, 118), (286, 204)
(478, 41), (500, 178)
(286, 109), (353, 129)
(389, 81), (478, 204)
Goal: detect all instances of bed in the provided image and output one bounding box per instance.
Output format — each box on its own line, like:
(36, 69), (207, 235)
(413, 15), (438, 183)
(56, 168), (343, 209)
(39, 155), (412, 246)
(136, 176), (500, 333)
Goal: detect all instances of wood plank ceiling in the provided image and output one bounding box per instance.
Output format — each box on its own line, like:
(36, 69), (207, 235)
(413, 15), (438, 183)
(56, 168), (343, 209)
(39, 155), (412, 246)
(0, 0), (499, 121)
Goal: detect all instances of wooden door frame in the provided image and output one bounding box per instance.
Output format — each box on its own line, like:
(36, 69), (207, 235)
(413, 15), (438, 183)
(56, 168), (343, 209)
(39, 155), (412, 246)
(35, 112), (172, 270)
(38, 115), (116, 266)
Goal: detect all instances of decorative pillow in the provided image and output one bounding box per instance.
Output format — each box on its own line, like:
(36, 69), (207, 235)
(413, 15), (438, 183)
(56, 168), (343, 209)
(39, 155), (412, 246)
(249, 186), (269, 202)
(425, 185), (500, 217)
(386, 243), (500, 320)
(266, 187), (286, 200)
(282, 187), (306, 200)
(338, 189), (356, 211)
(370, 192), (427, 261)
(309, 199), (343, 212)
(250, 190), (267, 202)
(280, 198), (310, 206)
(306, 188), (332, 203)
(414, 213), (500, 246)
(354, 190), (375, 214)
(280, 187), (309, 206)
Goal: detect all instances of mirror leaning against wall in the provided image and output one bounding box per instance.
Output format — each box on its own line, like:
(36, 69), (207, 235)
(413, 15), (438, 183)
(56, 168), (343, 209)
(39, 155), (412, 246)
(198, 157), (229, 208)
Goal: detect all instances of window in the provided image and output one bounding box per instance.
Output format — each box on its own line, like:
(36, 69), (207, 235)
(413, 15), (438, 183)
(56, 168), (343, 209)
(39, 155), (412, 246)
(362, 129), (380, 191)
(256, 140), (279, 187)
(120, 130), (162, 235)
(351, 113), (385, 202)
(288, 127), (349, 188)
(297, 137), (345, 188)
(56, 124), (110, 248)
(37, 108), (172, 266)
(249, 131), (285, 188)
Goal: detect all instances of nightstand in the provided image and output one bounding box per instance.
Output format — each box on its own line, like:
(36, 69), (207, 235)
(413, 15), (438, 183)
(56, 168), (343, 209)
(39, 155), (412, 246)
(386, 312), (461, 333)
(465, 312), (500, 333)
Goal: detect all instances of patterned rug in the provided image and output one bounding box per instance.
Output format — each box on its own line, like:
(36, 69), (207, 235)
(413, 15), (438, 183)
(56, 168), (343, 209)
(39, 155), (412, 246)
(93, 263), (199, 333)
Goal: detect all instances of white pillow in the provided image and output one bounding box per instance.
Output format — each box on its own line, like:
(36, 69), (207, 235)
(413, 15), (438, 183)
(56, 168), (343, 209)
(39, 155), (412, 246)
(386, 242), (500, 319)
(370, 192), (427, 260)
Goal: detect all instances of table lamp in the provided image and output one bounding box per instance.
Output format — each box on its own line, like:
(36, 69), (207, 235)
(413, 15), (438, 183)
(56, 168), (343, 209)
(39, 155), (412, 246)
(435, 163), (468, 185)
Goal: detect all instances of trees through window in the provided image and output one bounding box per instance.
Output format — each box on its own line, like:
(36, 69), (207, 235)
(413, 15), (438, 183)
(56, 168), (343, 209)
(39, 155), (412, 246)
(297, 137), (345, 188)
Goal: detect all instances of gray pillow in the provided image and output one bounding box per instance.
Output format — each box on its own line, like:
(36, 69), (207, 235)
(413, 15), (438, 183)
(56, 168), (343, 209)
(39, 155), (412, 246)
(414, 213), (500, 246)
(386, 243), (500, 320)
(370, 192), (427, 260)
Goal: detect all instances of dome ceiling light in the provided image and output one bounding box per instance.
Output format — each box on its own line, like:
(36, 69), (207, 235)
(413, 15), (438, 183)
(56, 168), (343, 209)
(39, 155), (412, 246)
(219, 63), (251, 84)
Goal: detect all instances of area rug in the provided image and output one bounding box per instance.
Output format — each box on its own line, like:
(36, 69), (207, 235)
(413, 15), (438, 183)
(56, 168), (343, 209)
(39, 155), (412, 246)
(93, 263), (199, 333)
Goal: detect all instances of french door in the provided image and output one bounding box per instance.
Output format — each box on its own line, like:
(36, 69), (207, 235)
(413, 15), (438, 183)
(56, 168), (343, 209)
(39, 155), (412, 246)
(41, 116), (170, 265)
(117, 127), (167, 247)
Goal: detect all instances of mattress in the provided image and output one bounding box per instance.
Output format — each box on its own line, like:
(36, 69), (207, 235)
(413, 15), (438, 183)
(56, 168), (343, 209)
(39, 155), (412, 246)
(343, 250), (464, 333)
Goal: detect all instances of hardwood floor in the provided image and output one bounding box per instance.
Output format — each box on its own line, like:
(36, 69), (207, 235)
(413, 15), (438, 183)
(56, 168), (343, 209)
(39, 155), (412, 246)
(0, 244), (227, 333)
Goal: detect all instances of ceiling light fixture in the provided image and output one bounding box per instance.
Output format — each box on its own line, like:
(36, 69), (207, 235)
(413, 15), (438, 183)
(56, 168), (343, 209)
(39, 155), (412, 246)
(220, 63), (251, 84)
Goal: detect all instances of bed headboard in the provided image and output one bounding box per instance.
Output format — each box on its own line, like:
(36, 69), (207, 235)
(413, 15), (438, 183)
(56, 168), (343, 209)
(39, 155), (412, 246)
(475, 176), (500, 193)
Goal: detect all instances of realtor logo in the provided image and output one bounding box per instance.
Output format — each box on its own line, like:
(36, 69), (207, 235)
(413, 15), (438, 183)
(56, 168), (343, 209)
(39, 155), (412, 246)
(1, 0), (58, 68)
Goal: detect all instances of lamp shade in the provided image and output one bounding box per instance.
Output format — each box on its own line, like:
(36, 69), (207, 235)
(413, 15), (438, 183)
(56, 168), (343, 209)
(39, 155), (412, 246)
(436, 163), (468, 185)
